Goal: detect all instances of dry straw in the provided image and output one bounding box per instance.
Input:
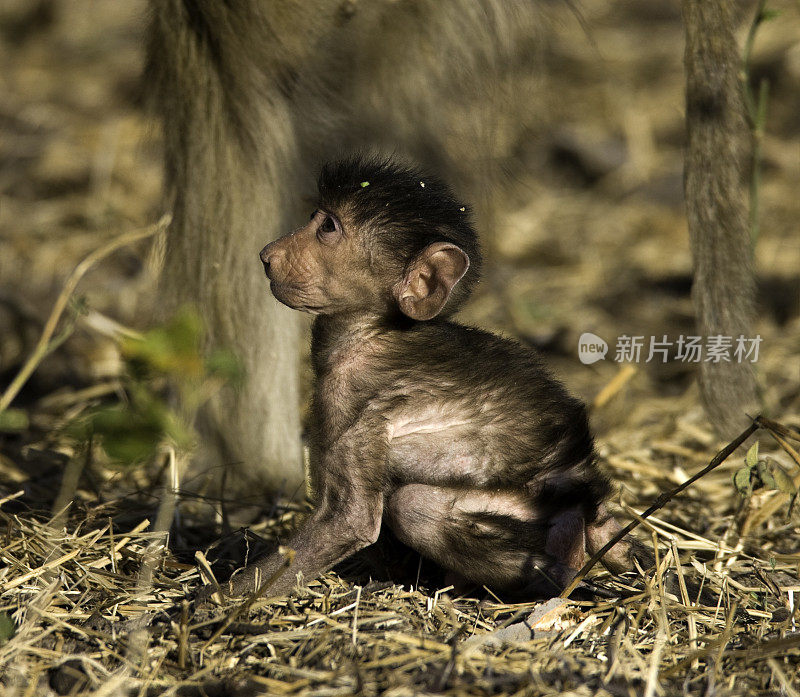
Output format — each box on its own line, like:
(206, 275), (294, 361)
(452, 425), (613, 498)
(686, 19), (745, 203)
(0, 222), (797, 695)
(0, 414), (798, 695)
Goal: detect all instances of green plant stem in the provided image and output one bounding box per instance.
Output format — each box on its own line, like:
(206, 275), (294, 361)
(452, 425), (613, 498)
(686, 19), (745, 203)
(741, 0), (767, 117)
(0, 215), (171, 415)
(741, 0), (770, 247)
(749, 79), (769, 247)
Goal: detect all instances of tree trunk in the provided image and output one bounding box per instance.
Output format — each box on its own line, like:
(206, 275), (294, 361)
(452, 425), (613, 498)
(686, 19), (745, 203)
(682, 0), (760, 438)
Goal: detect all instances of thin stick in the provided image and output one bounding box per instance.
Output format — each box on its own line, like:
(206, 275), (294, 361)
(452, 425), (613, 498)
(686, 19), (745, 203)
(755, 415), (800, 444)
(767, 657), (800, 697)
(352, 585), (362, 645)
(178, 600), (189, 670)
(50, 436), (93, 526)
(0, 214), (171, 414)
(561, 419), (760, 598)
(593, 364), (637, 409)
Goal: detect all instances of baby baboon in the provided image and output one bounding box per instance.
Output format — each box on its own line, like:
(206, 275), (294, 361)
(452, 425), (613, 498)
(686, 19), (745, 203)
(146, 0), (759, 503)
(145, 0), (544, 497)
(225, 155), (636, 598)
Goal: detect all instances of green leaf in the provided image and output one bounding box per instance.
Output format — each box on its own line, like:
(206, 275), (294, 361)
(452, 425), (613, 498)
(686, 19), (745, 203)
(0, 612), (15, 645)
(70, 388), (194, 467)
(63, 309), (243, 468)
(205, 349), (245, 388)
(0, 409), (28, 432)
(121, 307), (204, 379)
(91, 404), (165, 466)
(733, 466), (752, 496)
(745, 442), (759, 469)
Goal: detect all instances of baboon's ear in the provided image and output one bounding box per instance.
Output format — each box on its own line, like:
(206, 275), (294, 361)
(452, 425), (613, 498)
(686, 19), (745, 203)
(393, 242), (470, 321)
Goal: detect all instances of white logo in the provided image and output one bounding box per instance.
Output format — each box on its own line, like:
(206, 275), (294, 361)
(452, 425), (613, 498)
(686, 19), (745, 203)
(578, 333), (608, 365)
(578, 333), (762, 365)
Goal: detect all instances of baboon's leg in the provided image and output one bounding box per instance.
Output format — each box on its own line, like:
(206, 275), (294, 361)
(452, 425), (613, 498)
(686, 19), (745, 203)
(146, 1), (327, 496)
(385, 484), (583, 595)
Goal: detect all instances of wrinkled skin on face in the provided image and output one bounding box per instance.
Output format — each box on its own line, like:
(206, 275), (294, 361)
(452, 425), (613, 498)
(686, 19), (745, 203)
(220, 156), (638, 602)
(260, 209), (387, 315)
(261, 208), (470, 322)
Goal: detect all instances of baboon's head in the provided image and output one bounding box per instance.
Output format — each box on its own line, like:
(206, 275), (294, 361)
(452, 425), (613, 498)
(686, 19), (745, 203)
(259, 154), (481, 321)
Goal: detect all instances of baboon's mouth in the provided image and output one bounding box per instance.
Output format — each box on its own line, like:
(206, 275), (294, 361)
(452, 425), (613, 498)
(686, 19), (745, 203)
(268, 280), (293, 301)
(268, 281), (323, 314)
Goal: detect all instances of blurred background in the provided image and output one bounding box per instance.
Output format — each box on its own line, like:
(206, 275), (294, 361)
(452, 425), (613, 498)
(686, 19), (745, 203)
(0, 0), (798, 497)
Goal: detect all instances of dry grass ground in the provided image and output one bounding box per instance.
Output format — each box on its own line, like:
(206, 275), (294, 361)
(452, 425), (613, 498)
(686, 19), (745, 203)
(1, 1), (799, 695)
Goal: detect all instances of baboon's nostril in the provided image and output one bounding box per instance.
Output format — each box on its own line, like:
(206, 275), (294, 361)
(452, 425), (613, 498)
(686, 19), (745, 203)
(259, 247), (273, 276)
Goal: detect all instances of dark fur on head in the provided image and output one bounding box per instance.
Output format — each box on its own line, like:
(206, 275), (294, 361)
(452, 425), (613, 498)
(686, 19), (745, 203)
(318, 154), (482, 317)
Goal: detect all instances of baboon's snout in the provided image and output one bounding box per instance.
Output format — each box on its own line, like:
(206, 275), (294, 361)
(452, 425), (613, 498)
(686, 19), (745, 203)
(259, 245), (274, 278)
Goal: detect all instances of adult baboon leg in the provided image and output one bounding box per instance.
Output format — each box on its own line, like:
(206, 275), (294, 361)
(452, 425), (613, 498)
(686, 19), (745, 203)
(145, 1), (314, 496)
(682, 0), (760, 438)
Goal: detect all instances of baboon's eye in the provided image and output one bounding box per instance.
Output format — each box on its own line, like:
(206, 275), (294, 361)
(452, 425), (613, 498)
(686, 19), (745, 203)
(320, 216), (336, 233)
(316, 213), (340, 243)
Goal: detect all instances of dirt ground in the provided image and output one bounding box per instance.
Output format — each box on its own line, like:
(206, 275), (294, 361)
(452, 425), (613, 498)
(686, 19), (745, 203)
(0, 1), (799, 695)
